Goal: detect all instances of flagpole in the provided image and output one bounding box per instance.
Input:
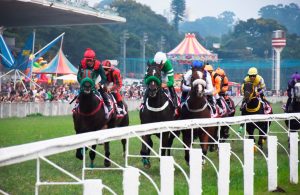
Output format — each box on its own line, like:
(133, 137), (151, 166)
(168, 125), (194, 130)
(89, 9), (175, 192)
(33, 32), (65, 57)
(29, 30), (36, 90)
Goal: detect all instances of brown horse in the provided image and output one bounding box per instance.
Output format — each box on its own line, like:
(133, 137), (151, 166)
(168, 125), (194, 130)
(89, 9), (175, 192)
(180, 69), (217, 164)
(73, 76), (128, 168)
(241, 82), (272, 149)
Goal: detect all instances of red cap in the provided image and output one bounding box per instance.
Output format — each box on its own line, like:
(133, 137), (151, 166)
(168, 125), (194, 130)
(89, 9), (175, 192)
(83, 48), (96, 59)
(102, 60), (112, 69)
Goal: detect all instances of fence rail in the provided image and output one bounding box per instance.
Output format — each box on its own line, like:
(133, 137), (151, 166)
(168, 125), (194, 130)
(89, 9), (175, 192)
(0, 113), (299, 195)
(0, 97), (287, 118)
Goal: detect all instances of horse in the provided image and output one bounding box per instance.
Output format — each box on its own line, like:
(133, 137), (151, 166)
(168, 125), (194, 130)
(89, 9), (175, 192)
(219, 94), (236, 141)
(139, 64), (176, 168)
(180, 69), (217, 164)
(73, 76), (128, 168)
(284, 97), (300, 131)
(241, 82), (272, 149)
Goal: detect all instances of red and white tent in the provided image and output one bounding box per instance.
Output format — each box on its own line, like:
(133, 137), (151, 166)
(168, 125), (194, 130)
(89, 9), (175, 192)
(168, 33), (218, 64)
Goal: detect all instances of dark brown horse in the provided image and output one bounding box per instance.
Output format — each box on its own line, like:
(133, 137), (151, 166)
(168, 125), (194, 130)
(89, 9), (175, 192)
(241, 82), (272, 149)
(73, 76), (128, 167)
(180, 69), (217, 164)
(285, 96), (300, 131)
(219, 95), (236, 141)
(139, 64), (175, 168)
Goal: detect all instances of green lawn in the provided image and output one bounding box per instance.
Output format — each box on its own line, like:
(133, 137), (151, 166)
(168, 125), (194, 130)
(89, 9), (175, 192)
(0, 104), (299, 194)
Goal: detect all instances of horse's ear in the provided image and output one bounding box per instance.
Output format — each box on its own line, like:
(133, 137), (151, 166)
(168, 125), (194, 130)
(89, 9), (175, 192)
(147, 60), (151, 66)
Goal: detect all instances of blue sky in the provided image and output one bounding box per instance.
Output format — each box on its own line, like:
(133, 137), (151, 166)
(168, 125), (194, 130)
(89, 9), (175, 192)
(88, 0), (299, 21)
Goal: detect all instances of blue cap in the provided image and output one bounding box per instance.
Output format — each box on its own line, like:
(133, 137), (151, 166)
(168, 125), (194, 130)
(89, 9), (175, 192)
(192, 60), (204, 68)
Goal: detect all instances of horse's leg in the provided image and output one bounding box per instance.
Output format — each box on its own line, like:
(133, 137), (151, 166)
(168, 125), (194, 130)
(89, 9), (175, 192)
(258, 122), (268, 150)
(104, 142), (111, 167)
(140, 135), (151, 169)
(89, 145), (97, 168)
(161, 132), (170, 156)
(210, 126), (219, 152)
(182, 129), (191, 165)
(121, 139), (127, 158)
(167, 131), (180, 156)
(76, 148), (84, 160)
(200, 128), (212, 165)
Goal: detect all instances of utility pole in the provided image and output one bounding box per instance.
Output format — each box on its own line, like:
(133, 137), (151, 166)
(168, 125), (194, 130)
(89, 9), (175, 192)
(122, 30), (129, 78)
(142, 32), (148, 75)
(160, 35), (165, 51)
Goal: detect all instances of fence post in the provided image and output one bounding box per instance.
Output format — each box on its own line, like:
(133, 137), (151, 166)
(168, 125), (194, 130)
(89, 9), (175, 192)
(218, 143), (231, 195)
(123, 167), (140, 195)
(268, 136), (278, 191)
(83, 179), (103, 195)
(189, 149), (203, 195)
(290, 132), (299, 184)
(244, 139), (254, 195)
(160, 156), (174, 195)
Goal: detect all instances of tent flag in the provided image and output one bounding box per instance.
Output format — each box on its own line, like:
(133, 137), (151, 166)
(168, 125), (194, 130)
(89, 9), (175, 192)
(33, 49), (78, 74)
(14, 33), (34, 70)
(33, 33), (65, 63)
(0, 34), (15, 68)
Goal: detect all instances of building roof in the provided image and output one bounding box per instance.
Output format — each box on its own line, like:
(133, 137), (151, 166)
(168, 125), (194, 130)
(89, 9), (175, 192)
(0, 0), (126, 27)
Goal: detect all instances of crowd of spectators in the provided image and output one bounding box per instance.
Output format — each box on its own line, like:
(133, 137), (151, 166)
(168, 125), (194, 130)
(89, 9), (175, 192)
(0, 81), (78, 103)
(0, 80), (144, 103)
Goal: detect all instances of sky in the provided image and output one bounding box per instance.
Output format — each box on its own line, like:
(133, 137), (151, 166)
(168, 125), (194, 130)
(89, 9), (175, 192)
(88, 0), (299, 21)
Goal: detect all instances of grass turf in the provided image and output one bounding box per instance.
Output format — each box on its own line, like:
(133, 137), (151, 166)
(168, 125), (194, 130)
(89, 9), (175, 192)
(0, 103), (299, 194)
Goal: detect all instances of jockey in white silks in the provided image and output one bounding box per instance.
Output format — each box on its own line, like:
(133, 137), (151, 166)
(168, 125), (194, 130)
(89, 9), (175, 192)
(181, 60), (214, 103)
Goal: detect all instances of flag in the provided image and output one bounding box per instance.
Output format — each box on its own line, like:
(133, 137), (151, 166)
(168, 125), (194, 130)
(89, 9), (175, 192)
(14, 33), (34, 70)
(33, 33), (64, 62)
(0, 35), (15, 68)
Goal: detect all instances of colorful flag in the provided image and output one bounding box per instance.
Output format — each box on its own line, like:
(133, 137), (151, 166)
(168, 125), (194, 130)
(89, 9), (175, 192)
(0, 35), (15, 68)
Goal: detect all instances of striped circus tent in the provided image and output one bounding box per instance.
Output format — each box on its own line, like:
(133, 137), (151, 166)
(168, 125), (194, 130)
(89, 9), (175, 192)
(33, 49), (78, 74)
(168, 33), (218, 64)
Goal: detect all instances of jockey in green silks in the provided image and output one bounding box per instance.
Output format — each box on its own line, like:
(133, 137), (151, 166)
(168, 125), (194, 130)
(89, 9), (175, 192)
(143, 51), (178, 113)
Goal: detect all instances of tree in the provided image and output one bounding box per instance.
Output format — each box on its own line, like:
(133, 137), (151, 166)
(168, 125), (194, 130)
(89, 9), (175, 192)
(259, 3), (300, 35)
(179, 11), (236, 37)
(171, 0), (186, 32)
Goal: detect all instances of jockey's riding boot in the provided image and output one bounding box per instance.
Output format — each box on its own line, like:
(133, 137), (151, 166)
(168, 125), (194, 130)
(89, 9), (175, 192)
(240, 100), (245, 111)
(169, 86), (179, 116)
(169, 86), (178, 108)
(216, 98), (224, 115)
(207, 95), (216, 113)
(98, 87), (112, 113)
(117, 101), (124, 114)
(286, 97), (292, 112)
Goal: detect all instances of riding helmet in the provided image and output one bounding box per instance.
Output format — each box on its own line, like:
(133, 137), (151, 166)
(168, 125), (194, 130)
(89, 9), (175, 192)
(205, 64), (214, 72)
(192, 60), (204, 68)
(154, 52), (167, 64)
(83, 48), (96, 59)
(248, 67), (258, 76)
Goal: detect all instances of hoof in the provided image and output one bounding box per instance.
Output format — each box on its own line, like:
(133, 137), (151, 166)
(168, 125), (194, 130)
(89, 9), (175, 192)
(75, 149), (83, 160)
(142, 158), (151, 169)
(104, 159), (111, 167)
(90, 161), (94, 168)
(253, 146), (257, 153)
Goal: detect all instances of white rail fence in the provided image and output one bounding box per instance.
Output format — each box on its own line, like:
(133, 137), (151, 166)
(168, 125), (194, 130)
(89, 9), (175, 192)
(0, 113), (299, 195)
(0, 96), (287, 118)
